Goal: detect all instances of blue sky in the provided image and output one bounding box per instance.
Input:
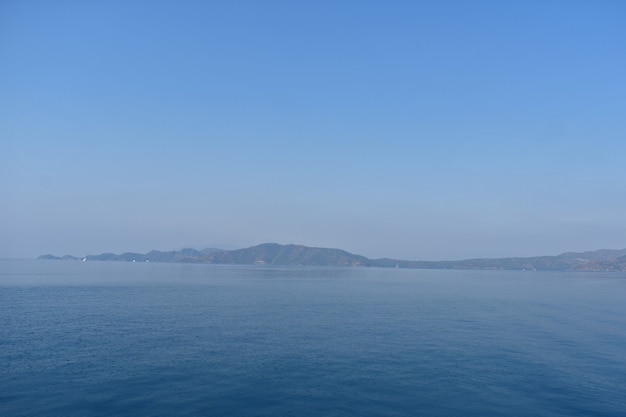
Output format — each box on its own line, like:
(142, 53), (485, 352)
(2, 1), (625, 260)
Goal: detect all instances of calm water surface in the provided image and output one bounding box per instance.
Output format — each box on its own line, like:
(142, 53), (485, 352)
(1, 260), (625, 416)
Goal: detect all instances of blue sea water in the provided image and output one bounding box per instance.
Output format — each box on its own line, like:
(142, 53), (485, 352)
(1, 260), (625, 417)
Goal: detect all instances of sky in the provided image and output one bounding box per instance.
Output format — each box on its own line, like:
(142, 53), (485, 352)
(1, 0), (625, 260)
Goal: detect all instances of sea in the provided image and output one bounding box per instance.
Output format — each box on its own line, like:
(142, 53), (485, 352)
(1, 260), (625, 417)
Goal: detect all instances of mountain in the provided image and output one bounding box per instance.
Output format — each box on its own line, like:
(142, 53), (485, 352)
(371, 248), (626, 271)
(38, 244), (626, 271)
(202, 243), (369, 266)
(569, 253), (626, 272)
(39, 244), (368, 267)
(38, 254), (82, 261)
(38, 248), (222, 263)
(84, 248), (223, 262)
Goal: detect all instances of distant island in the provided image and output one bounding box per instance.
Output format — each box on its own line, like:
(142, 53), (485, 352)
(38, 243), (626, 272)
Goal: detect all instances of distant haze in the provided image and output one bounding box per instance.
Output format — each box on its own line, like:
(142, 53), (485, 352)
(2, 2), (625, 260)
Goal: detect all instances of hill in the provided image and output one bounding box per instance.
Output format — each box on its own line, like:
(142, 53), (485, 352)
(38, 244), (626, 271)
(202, 243), (369, 266)
(38, 248), (222, 263)
(372, 248), (626, 271)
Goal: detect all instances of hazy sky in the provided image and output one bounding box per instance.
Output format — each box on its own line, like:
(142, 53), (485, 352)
(2, 1), (625, 260)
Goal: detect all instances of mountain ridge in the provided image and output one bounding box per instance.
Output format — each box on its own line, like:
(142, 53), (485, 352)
(38, 243), (626, 271)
